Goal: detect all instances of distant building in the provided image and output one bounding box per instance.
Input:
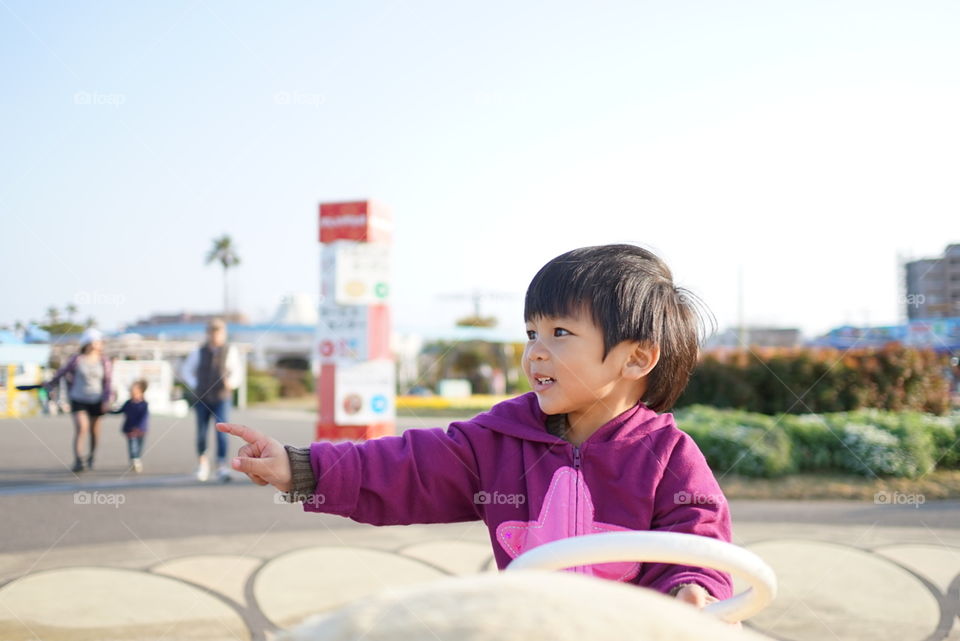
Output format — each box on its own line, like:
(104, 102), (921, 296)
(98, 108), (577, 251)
(133, 311), (250, 326)
(704, 327), (803, 350)
(810, 318), (960, 353)
(269, 293), (318, 326)
(905, 243), (960, 320)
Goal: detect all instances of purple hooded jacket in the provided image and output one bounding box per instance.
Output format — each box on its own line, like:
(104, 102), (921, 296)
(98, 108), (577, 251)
(304, 392), (733, 599)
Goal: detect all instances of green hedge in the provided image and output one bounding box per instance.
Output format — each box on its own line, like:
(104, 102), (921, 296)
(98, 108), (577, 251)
(678, 346), (952, 415)
(676, 405), (794, 478)
(246, 372), (280, 404)
(674, 405), (960, 479)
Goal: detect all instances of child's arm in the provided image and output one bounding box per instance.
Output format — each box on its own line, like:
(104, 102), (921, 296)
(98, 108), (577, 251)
(636, 431), (734, 602)
(109, 400), (129, 415)
(217, 421), (483, 525)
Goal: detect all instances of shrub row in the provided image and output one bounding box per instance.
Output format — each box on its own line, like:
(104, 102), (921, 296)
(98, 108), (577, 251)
(678, 345), (952, 415)
(246, 371), (280, 404)
(674, 405), (960, 479)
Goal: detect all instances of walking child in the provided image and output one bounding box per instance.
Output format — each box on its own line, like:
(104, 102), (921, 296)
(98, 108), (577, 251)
(113, 379), (149, 473)
(218, 244), (733, 612)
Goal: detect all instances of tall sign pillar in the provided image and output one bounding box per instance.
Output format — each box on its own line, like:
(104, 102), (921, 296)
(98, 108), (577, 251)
(317, 200), (394, 440)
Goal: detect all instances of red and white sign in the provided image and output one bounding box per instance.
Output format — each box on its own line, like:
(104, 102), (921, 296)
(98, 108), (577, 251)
(334, 243), (390, 306)
(333, 360), (395, 425)
(317, 200), (394, 440)
(319, 201), (392, 244)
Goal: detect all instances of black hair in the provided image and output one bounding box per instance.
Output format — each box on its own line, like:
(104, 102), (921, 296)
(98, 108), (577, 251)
(524, 244), (715, 412)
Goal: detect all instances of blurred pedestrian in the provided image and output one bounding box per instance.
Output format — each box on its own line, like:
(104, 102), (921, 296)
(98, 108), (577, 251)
(181, 318), (242, 481)
(45, 328), (113, 472)
(111, 379), (150, 473)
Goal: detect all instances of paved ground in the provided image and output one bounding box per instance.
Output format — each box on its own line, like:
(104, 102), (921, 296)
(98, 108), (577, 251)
(0, 408), (958, 640)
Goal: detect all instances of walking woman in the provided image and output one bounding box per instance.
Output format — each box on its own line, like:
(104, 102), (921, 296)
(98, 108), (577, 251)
(46, 328), (113, 472)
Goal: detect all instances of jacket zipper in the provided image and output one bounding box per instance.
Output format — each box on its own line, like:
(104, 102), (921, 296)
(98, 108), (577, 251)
(573, 445), (582, 546)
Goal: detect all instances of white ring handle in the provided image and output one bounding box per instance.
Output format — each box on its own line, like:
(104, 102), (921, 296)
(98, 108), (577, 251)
(506, 531), (776, 623)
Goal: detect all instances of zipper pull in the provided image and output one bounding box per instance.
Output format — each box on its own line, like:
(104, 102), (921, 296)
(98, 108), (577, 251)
(573, 446), (582, 469)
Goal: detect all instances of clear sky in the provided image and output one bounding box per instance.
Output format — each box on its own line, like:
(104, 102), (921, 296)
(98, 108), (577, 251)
(2, 0), (957, 342)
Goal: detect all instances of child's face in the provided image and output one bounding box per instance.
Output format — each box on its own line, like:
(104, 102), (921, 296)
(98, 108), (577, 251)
(131, 385), (144, 400)
(523, 309), (644, 432)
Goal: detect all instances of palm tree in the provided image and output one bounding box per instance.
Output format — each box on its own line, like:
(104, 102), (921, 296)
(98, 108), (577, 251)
(46, 306), (60, 326)
(206, 234), (241, 317)
(65, 303), (78, 324)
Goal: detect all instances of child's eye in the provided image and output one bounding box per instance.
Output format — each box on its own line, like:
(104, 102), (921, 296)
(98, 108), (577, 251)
(526, 330), (537, 341)
(554, 328), (571, 337)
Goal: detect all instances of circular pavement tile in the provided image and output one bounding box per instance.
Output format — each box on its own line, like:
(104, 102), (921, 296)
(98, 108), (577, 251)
(874, 543), (960, 595)
(0, 566), (249, 640)
(254, 546), (446, 628)
(742, 540), (941, 641)
(152, 554), (262, 608)
(398, 541), (496, 575)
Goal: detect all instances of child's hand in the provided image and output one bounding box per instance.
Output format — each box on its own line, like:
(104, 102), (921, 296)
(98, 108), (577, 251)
(673, 585), (743, 630)
(216, 423), (292, 492)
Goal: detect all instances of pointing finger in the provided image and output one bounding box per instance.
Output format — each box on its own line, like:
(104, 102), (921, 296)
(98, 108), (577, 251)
(217, 422), (264, 445)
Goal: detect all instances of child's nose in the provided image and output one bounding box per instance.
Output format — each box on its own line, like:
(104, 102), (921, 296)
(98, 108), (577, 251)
(527, 340), (549, 360)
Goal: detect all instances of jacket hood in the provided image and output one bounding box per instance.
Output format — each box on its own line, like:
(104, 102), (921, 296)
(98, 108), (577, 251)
(468, 392), (674, 445)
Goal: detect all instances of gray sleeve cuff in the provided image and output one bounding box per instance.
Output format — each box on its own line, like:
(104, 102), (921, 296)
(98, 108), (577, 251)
(283, 445), (317, 503)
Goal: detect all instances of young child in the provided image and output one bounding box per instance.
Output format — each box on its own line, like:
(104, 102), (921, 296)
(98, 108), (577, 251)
(113, 380), (150, 473)
(218, 244), (733, 613)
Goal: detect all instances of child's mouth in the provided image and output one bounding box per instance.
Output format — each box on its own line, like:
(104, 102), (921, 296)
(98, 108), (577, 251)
(534, 376), (555, 389)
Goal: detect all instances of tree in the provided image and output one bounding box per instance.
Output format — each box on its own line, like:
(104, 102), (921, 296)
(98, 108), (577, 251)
(206, 234), (241, 317)
(40, 306), (86, 336)
(65, 303), (78, 324)
(455, 315), (498, 328)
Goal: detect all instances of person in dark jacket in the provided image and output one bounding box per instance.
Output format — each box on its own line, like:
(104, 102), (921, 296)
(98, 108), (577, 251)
(112, 379), (149, 473)
(180, 318), (242, 482)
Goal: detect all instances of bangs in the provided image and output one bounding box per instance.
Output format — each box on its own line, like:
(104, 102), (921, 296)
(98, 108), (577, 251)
(523, 257), (597, 324)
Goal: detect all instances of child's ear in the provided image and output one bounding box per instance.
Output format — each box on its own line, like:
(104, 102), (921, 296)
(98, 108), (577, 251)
(622, 342), (660, 380)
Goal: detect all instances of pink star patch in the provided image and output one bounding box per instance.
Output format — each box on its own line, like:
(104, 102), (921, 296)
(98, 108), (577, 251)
(496, 466), (640, 582)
